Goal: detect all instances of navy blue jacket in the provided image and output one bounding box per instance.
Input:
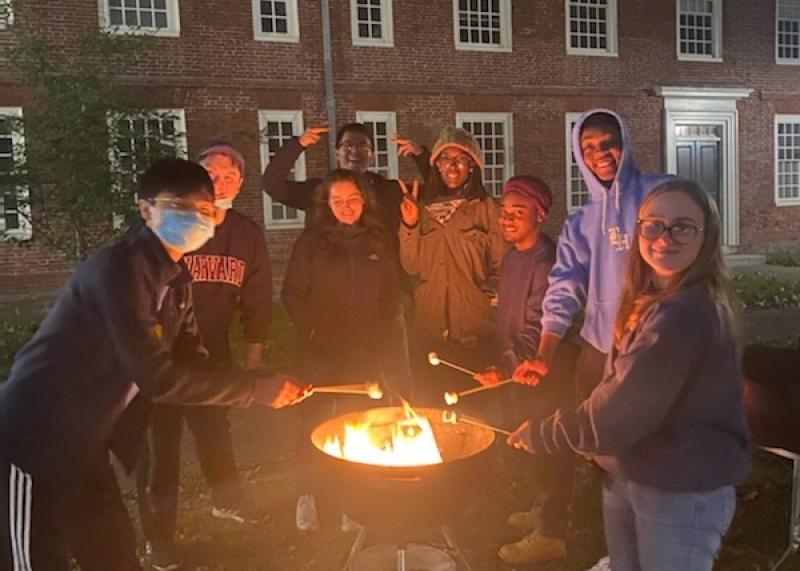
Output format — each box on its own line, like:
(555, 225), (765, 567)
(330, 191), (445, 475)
(0, 226), (259, 484)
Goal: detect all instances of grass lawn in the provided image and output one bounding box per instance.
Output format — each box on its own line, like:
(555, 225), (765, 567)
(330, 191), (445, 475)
(1, 304), (797, 570)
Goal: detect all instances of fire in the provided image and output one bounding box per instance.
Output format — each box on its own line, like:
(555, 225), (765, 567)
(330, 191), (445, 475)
(322, 402), (443, 467)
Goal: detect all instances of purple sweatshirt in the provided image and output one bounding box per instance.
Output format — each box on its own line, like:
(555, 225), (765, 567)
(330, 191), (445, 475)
(496, 235), (556, 376)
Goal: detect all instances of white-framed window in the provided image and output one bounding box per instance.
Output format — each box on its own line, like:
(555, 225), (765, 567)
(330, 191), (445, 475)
(0, 0), (14, 30)
(258, 110), (306, 227)
(252, 0), (300, 43)
(453, 0), (512, 52)
(351, 0), (394, 47)
(108, 109), (187, 226)
(356, 111), (398, 180)
(566, 0), (617, 57)
(0, 107), (30, 239)
(677, 0), (723, 62)
(777, 0), (800, 64)
(775, 115), (800, 206)
(565, 113), (590, 214)
(99, 0), (181, 36)
(456, 112), (513, 197)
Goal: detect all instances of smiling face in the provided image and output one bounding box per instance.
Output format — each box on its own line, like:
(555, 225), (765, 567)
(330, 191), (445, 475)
(499, 192), (542, 249)
(200, 154), (243, 203)
(328, 180), (365, 225)
(638, 191), (705, 288)
(580, 126), (622, 183)
(435, 148), (474, 190)
(336, 130), (374, 174)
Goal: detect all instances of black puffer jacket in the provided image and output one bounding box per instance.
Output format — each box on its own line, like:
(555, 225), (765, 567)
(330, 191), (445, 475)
(281, 224), (401, 384)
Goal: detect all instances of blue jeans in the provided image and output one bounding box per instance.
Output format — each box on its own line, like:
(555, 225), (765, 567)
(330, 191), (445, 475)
(602, 474), (736, 571)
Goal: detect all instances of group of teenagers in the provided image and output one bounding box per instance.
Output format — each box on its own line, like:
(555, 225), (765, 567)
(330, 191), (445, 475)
(0, 107), (750, 571)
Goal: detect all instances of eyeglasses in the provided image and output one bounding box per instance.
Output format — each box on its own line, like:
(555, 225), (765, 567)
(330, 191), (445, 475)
(337, 142), (372, 154)
(636, 219), (704, 245)
(149, 197), (218, 220)
(329, 196), (364, 210)
(436, 155), (472, 168)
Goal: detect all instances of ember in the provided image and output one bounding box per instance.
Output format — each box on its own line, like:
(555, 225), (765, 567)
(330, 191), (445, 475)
(320, 402), (443, 467)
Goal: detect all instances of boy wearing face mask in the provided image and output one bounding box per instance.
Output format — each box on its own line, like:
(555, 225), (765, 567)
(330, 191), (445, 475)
(0, 158), (307, 571)
(136, 143), (273, 570)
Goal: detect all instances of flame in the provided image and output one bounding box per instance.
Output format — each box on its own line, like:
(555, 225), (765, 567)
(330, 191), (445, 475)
(322, 402), (443, 467)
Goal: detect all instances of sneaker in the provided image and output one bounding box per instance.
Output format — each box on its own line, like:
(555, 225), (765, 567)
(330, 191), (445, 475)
(145, 541), (182, 571)
(340, 513), (363, 533)
(211, 500), (267, 524)
(507, 505), (542, 530)
(497, 531), (566, 565)
(295, 493), (320, 531)
(585, 556), (612, 571)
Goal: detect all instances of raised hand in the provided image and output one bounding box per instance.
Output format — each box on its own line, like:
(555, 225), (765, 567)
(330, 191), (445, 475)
(512, 358), (549, 387)
(399, 178), (420, 227)
(473, 366), (502, 387)
(299, 126), (329, 148)
(392, 134), (422, 157)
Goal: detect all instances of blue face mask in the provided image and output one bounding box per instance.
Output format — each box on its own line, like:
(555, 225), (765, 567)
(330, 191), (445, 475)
(150, 207), (215, 253)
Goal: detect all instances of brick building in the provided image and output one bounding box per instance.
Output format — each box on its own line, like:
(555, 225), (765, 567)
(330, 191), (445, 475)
(0, 0), (798, 299)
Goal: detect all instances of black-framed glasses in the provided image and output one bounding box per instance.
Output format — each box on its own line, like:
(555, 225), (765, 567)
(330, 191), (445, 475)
(149, 197), (218, 220)
(636, 219), (704, 245)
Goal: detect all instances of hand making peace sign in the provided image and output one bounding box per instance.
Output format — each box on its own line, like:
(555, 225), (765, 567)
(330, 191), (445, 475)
(399, 179), (421, 227)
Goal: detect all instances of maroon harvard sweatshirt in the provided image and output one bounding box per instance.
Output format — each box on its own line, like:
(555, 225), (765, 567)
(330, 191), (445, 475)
(183, 208), (272, 363)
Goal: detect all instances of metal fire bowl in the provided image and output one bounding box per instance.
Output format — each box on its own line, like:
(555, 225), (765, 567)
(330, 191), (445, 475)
(310, 407), (496, 533)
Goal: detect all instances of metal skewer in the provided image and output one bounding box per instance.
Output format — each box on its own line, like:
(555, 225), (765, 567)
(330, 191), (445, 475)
(427, 352), (476, 377)
(442, 410), (512, 436)
(443, 378), (515, 405)
(307, 382), (384, 400)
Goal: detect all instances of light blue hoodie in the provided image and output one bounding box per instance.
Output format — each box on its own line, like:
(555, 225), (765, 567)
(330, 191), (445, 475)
(541, 109), (674, 353)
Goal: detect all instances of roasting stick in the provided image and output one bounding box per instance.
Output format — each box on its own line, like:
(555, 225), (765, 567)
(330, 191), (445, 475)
(442, 410), (512, 436)
(306, 382), (384, 400)
(443, 378), (515, 405)
(427, 352), (476, 377)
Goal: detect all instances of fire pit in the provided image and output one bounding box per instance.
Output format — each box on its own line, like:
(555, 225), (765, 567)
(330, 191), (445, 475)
(310, 405), (496, 570)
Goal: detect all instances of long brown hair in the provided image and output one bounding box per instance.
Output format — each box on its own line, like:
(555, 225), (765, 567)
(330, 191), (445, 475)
(308, 169), (388, 254)
(613, 178), (737, 347)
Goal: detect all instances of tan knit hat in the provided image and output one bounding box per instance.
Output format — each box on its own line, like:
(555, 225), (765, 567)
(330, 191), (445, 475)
(429, 125), (484, 169)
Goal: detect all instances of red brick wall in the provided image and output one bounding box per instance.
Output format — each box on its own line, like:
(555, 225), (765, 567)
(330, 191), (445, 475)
(1, 0), (798, 298)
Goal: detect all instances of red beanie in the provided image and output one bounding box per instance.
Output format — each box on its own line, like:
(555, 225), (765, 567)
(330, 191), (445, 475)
(502, 175), (553, 216)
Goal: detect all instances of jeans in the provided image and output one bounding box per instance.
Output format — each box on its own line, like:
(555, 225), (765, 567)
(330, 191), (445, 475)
(602, 474), (736, 571)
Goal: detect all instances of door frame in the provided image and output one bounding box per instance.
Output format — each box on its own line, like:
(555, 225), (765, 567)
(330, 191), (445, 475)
(655, 86), (752, 249)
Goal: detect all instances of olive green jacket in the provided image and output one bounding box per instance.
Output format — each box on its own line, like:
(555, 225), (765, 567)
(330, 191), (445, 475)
(399, 195), (508, 342)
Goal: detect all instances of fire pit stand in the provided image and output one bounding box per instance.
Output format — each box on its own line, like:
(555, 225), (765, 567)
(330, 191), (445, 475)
(343, 525), (471, 571)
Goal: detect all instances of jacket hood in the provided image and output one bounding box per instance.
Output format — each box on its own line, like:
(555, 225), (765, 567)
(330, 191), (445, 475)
(572, 108), (637, 202)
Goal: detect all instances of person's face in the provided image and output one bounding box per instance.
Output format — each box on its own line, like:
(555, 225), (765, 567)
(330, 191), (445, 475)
(638, 191), (705, 286)
(328, 180), (365, 225)
(336, 131), (373, 173)
(580, 127), (622, 183)
(499, 192), (542, 245)
(435, 148), (474, 189)
(200, 154), (243, 203)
